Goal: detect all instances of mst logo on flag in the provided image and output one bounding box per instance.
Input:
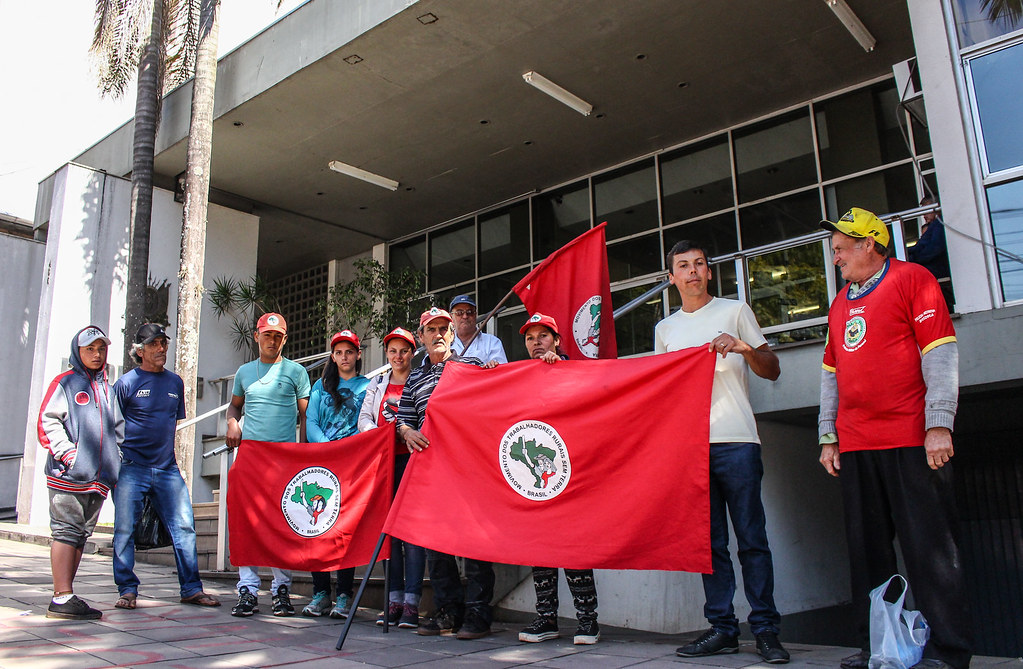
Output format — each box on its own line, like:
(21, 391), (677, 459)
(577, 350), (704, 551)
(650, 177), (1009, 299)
(228, 428), (393, 571)
(572, 295), (603, 359)
(499, 420), (571, 500)
(281, 467), (341, 537)
(384, 348), (715, 572)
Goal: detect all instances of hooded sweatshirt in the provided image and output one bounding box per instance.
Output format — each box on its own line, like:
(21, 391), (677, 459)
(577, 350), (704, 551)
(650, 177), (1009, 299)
(37, 326), (123, 496)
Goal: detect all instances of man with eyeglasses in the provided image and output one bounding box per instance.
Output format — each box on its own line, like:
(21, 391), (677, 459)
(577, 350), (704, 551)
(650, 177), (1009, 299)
(448, 295), (507, 364)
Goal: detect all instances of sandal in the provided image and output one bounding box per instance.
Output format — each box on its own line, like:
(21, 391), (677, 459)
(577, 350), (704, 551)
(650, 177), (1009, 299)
(180, 591), (221, 607)
(115, 593), (137, 609)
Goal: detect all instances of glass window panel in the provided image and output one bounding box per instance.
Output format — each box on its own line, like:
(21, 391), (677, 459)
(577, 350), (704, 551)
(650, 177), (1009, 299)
(747, 242), (829, 329)
(660, 136), (734, 223)
(495, 310), (531, 362)
(911, 114), (932, 155)
(952, 0), (1023, 47)
(970, 42), (1023, 174)
(987, 178), (1023, 302)
(478, 269), (524, 312)
(766, 324), (827, 347)
(662, 212), (739, 263)
(815, 81), (910, 181)
(607, 232), (661, 283)
(429, 220), (474, 289)
(739, 190), (822, 249)
(823, 165), (918, 251)
(533, 181), (591, 259)
(611, 284), (663, 357)
(593, 159), (658, 241)
(433, 284), (474, 313)
(667, 260), (738, 313)
(479, 202), (530, 276)
(389, 236), (426, 273)
(734, 109), (817, 203)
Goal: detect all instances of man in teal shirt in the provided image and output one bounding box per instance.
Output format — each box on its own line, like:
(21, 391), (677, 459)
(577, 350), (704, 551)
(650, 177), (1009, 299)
(226, 312), (310, 617)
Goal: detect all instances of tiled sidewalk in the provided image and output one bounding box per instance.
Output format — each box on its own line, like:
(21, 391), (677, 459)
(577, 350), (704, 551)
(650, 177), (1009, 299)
(0, 537), (1015, 668)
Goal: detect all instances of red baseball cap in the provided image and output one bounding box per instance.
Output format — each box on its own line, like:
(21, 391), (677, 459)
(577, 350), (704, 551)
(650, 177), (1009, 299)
(384, 327), (416, 348)
(330, 329), (361, 349)
(257, 312), (287, 334)
(419, 307), (453, 329)
(519, 312), (560, 336)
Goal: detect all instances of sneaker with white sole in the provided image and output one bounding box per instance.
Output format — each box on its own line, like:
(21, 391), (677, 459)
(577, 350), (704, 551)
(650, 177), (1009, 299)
(231, 586), (258, 617)
(329, 593), (351, 619)
(519, 616), (559, 643)
(271, 585), (294, 616)
(47, 594), (101, 620)
(302, 590), (331, 617)
(574, 618), (600, 645)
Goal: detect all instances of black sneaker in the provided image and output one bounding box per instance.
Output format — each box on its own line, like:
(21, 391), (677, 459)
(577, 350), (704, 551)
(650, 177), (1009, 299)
(519, 616), (559, 643)
(676, 628), (739, 657)
(574, 618), (600, 645)
(455, 610), (491, 640)
(47, 595), (101, 620)
(231, 586), (258, 617)
(417, 608), (461, 636)
(271, 585), (294, 617)
(756, 631), (790, 664)
(376, 602), (403, 626)
(397, 603), (419, 629)
(841, 651), (870, 669)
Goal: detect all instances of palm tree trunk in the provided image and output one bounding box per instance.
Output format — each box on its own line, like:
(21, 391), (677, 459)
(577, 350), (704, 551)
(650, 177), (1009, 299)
(123, 0), (165, 370)
(174, 0), (220, 491)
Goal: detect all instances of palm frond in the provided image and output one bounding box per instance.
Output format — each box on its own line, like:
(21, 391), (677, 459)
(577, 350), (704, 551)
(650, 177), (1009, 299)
(981, 0), (1023, 22)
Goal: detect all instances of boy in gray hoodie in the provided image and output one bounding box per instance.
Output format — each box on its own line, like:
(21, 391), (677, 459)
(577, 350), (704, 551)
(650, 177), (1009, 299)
(37, 325), (123, 619)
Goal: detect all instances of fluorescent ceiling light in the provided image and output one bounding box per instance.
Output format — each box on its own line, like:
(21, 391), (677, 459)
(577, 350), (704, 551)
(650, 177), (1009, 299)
(824, 0), (877, 52)
(328, 160), (399, 191)
(522, 71), (593, 116)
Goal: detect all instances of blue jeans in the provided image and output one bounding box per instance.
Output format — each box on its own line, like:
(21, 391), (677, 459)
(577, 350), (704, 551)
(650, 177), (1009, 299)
(113, 461), (203, 599)
(703, 442), (780, 636)
(388, 538), (426, 603)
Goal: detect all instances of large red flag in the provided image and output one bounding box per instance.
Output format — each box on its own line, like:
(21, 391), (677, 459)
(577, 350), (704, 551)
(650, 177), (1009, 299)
(383, 348), (714, 572)
(513, 222), (617, 359)
(228, 427), (393, 571)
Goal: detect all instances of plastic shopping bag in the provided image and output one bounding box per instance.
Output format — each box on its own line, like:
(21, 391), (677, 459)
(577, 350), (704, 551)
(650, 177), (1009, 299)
(868, 574), (929, 669)
(133, 494), (173, 550)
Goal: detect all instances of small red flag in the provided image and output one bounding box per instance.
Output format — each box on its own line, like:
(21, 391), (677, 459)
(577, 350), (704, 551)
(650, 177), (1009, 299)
(227, 428), (393, 571)
(383, 349), (715, 572)
(513, 222), (618, 359)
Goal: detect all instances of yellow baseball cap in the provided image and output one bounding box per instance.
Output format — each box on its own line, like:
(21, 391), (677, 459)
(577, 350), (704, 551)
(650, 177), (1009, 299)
(820, 207), (890, 249)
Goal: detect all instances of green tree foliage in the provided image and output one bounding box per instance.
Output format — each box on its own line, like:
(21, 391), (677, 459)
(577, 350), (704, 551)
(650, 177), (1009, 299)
(319, 259), (433, 343)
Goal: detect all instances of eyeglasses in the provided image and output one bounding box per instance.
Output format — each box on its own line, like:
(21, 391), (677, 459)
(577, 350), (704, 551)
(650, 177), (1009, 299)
(451, 309), (476, 317)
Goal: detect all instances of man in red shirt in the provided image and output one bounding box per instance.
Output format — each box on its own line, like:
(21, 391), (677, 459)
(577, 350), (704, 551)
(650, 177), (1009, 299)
(818, 208), (970, 669)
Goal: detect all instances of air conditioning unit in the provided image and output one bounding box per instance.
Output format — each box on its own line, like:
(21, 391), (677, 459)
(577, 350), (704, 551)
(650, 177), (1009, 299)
(893, 57), (927, 128)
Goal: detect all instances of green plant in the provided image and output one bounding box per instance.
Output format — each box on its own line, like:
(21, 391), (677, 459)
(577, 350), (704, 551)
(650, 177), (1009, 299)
(318, 259), (433, 342)
(208, 274), (281, 358)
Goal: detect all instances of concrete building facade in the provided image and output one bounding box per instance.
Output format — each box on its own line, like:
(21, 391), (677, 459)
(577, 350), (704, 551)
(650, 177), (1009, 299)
(16, 0), (1022, 655)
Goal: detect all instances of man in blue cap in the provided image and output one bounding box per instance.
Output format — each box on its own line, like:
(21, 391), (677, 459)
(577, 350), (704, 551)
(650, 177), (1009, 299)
(448, 294), (507, 364)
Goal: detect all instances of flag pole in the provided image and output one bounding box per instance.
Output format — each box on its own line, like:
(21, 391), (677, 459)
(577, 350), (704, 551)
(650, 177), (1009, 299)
(335, 531), (389, 650)
(382, 554), (390, 634)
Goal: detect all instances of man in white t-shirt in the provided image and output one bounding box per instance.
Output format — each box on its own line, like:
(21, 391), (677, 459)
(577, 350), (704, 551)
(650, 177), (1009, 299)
(654, 240), (788, 664)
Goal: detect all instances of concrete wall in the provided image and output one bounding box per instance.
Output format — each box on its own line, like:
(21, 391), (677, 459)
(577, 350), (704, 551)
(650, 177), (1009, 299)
(18, 164), (258, 525)
(0, 232), (45, 517)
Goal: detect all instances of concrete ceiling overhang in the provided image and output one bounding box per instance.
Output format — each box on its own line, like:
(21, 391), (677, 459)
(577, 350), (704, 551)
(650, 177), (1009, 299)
(109, 0), (918, 278)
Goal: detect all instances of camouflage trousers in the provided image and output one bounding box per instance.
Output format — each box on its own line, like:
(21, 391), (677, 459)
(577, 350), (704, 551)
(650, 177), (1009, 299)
(531, 567), (597, 623)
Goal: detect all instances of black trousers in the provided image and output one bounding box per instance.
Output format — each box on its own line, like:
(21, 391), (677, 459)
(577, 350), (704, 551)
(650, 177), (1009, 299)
(427, 550), (494, 623)
(841, 447), (972, 669)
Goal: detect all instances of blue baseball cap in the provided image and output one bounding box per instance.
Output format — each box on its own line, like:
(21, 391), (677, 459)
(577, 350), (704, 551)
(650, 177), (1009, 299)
(449, 294), (477, 310)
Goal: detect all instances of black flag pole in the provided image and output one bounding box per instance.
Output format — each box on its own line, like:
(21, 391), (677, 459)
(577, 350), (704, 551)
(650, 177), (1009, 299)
(335, 531), (390, 650)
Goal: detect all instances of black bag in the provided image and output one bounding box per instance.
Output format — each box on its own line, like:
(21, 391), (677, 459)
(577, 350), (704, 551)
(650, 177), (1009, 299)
(133, 495), (173, 550)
